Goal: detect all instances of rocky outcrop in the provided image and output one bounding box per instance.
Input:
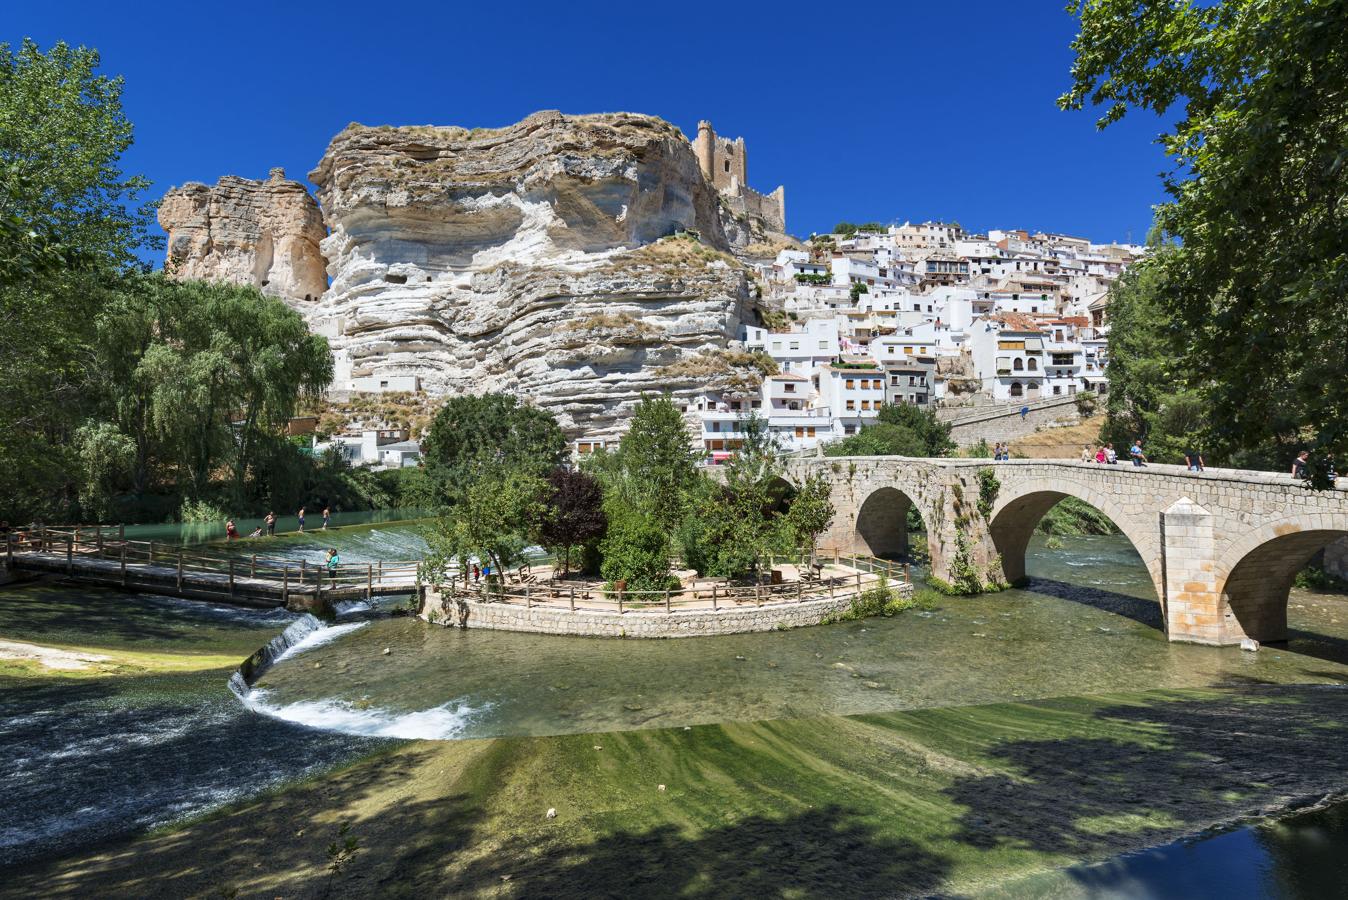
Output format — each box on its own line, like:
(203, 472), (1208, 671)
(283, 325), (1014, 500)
(158, 168), (327, 304)
(307, 111), (750, 436)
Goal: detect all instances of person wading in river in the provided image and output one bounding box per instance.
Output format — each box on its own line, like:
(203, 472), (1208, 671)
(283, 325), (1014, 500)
(322, 507), (331, 531)
(297, 506), (306, 534)
(265, 511), (276, 537)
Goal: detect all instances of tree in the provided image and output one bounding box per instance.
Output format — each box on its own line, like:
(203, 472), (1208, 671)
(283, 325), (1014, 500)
(826, 423), (926, 458)
(608, 394), (700, 532)
(424, 466), (547, 583)
(0, 39), (155, 520)
(1061, 0), (1348, 482)
(599, 502), (673, 592)
(782, 471), (835, 568)
(0, 39), (156, 265)
(877, 403), (955, 456)
(537, 468), (607, 575)
(1099, 255), (1218, 464)
(423, 394), (566, 504)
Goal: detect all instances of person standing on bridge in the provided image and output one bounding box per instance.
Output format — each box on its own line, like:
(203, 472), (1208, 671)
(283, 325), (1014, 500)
(325, 548), (341, 585)
(1129, 440), (1148, 467)
(297, 506), (306, 534)
(1105, 443), (1118, 465)
(1293, 451), (1310, 480)
(1080, 444), (1093, 463)
(1185, 448), (1205, 472)
(1095, 446), (1107, 464)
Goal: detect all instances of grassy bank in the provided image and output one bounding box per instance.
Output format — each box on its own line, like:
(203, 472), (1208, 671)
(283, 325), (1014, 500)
(10, 683), (1348, 898)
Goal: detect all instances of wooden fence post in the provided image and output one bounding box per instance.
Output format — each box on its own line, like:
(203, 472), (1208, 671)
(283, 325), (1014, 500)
(120, 542), (127, 586)
(282, 567), (289, 606)
(526, 585), (532, 609)
(96, 528), (103, 556)
(712, 585), (718, 611)
(228, 559), (235, 597)
(74, 527), (81, 554)
(904, 563), (910, 584)
(796, 579), (802, 602)
(665, 589), (671, 613)
(300, 559), (307, 586)
(67, 537), (73, 574)
(569, 588), (576, 612)
(118, 524), (125, 542)
(367, 563), (373, 601)
(250, 554), (257, 577)
(177, 553), (183, 591)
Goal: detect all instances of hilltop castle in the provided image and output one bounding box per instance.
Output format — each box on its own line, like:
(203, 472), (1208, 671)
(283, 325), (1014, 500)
(692, 120), (786, 234)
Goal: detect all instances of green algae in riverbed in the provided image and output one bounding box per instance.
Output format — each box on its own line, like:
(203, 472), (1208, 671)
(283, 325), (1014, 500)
(11, 685), (1348, 898)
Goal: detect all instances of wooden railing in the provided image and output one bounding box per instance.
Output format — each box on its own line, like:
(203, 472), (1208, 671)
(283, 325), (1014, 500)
(4, 525), (420, 602)
(433, 551), (910, 615)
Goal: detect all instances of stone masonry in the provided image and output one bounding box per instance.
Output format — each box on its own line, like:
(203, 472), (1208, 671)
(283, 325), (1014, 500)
(418, 582), (911, 638)
(785, 456), (1348, 646)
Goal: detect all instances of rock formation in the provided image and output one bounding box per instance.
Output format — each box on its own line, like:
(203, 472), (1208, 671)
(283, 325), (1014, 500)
(158, 168), (327, 304)
(307, 111), (750, 436)
(159, 111), (789, 438)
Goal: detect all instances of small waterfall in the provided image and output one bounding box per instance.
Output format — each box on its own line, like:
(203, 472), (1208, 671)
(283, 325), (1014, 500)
(235, 613), (325, 687)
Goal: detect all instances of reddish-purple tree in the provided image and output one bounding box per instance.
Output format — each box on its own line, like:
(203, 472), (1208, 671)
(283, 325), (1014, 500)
(538, 468), (607, 575)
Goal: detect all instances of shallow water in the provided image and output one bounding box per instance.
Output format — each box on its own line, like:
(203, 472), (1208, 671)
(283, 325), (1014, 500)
(246, 535), (1348, 740)
(993, 797), (1348, 898)
(122, 507), (429, 546)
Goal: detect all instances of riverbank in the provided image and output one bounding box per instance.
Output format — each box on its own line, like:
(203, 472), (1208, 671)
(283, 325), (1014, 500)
(8, 683), (1348, 898)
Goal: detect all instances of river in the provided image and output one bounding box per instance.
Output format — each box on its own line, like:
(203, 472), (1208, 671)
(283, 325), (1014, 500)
(3, 523), (1348, 896)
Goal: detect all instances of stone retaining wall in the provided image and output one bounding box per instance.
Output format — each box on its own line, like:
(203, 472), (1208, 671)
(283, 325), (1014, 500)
(942, 395), (1084, 448)
(419, 581), (913, 638)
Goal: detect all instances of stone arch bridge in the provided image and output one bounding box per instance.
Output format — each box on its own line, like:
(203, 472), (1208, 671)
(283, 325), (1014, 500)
(781, 457), (1348, 646)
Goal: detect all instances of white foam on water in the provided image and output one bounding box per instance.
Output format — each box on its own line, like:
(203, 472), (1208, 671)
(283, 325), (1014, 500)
(237, 690), (483, 740)
(271, 621), (368, 663)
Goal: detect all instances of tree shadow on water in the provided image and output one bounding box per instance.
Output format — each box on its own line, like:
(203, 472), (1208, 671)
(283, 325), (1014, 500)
(942, 685), (1348, 860)
(446, 805), (950, 900)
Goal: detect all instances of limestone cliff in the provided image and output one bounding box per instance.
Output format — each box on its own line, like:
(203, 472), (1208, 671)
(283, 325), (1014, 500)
(158, 168), (327, 304)
(307, 111), (749, 437)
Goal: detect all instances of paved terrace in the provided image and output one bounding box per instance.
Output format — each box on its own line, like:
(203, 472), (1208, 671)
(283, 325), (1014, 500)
(785, 457), (1347, 646)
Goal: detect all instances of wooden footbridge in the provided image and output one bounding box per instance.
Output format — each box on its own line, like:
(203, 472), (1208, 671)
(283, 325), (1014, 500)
(3, 526), (421, 611)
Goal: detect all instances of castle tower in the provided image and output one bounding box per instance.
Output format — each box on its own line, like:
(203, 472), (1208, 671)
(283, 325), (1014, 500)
(694, 120), (715, 182)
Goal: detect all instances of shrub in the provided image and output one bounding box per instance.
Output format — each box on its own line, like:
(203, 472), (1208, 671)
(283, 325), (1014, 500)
(180, 498), (226, 523)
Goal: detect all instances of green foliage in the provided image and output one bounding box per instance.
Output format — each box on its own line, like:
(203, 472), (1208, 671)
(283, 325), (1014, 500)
(782, 471), (835, 566)
(833, 577), (931, 622)
(826, 424), (926, 458)
(849, 282), (869, 301)
(976, 468), (999, 521)
(73, 422), (135, 522)
(793, 273), (830, 285)
(180, 498), (227, 524)
(877, 403), (956, 457)
(423, 394), (566, 506)
(322, 822), (360, 899)
(0, 39), (155, 266)
(1063, 0), (1348, 483)
(962, 439), (993, 459)
(1037, 496), (1121, 537)
(599, 502), (674, 592)
(598, 394), (701, 533)
(1293, 566), (1348, 593)
(424, 466), (547, 580)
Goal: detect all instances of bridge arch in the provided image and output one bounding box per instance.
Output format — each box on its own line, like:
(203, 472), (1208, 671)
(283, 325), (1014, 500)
(854, 486), (928, 558)
(987, 479), (1163, 601)
(1213, 513), (1348, 643)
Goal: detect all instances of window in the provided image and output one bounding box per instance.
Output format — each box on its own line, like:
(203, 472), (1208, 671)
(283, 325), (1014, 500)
(807, 426), (817, 437)
(724, 160), (730, 173)
(904, 346), (914, 355)
(772, 342), (782, 351)
(998, 340), (1025, 350)
(1053, 386), (1062, 396)
(795, 426), (805, 438)
(891, 375), (900, 385)
(887, 346), (895, 355)
(818, 340), (828, 350)
(710, 421), (720, 432)
(861, 400), (871, 411)
(784, 383), (796, 393)
(1010, 382), (1023, 397)
(845, 379), (855, 389)
(788, 341), (799, 351)
(844, 425), (856, 435)
(846, 399), (856, 410)
(1013, 358), (1024, 371)
(873, 379), (883, 389)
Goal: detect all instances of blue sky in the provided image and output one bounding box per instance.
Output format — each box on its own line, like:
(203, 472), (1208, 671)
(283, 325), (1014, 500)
(12, 1), (1171, 257)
